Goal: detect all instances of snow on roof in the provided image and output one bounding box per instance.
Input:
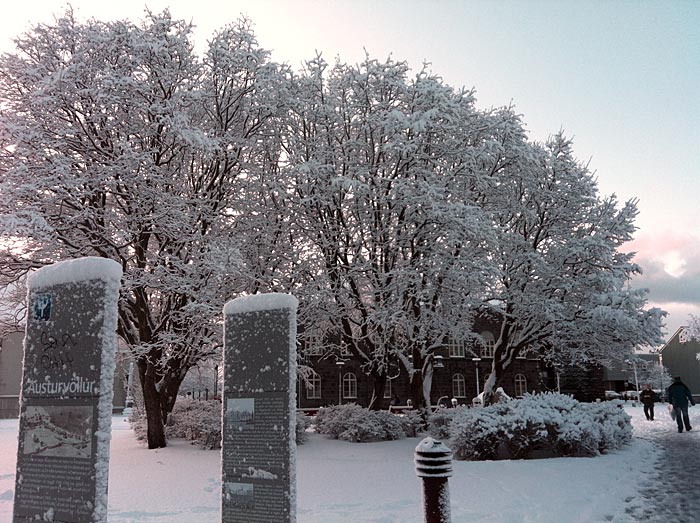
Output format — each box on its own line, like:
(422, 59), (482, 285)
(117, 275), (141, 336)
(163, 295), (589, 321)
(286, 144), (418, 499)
(223, 293), (298, 316)
(28, 257), (122, 289)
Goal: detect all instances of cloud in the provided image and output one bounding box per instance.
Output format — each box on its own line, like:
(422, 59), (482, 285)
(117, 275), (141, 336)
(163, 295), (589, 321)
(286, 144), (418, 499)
(648, 301), (700, 339)
(626, 231), (700, 307)
(624, 231), (700, 340)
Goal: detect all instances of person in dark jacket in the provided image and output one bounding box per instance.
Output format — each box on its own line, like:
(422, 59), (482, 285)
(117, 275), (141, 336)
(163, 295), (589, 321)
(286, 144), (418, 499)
(667, 376), (695, 433)
(639, 384), (656, 421)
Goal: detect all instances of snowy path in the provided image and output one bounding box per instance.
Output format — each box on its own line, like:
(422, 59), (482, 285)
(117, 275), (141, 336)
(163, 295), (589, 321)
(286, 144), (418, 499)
(623, 404), (700, 522)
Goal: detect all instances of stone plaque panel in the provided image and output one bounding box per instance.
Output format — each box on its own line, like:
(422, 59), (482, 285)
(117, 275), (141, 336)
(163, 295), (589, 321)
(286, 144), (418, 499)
(13, 257), (121, 523)
(222, 294), (298, 523)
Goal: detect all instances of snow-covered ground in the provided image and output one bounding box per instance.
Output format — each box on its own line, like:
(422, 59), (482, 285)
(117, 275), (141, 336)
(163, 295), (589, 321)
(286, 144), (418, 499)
(0, 404), (688, 522)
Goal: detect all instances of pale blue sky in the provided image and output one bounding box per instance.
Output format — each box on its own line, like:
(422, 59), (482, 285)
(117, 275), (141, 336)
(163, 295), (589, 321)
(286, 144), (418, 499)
(1, 0), (698, 339)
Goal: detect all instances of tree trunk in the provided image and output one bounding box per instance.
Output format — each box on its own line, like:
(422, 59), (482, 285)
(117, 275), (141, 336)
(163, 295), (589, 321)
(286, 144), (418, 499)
(160, 369), (187, 424)
(422, 360), (434, 408)
(408, 348), (432, 411)
(482, 320), (511, 406)
(409, 367), (424, 409)
(482, 368), (499, 406)
(367, 372), (386, 411)
(138, 360), (167, 449)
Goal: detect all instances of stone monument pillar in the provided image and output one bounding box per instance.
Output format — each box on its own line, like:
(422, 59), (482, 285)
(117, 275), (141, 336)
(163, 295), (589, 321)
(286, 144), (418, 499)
(13, 257), (122, 523)
(222, 293), (298, 523)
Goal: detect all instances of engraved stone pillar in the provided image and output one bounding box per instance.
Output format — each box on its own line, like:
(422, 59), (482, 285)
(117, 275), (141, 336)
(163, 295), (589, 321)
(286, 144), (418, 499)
(222, 293), (298, 523)
(13, 257), (122, 523)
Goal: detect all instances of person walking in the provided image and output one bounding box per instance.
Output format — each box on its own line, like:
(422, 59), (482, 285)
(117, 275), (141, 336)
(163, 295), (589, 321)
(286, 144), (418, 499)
(640, 384), (656, 421)
(667, 376), (695, 433)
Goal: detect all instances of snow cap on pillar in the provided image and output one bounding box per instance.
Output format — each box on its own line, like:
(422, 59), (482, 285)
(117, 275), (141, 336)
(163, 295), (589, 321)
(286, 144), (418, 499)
(224, 292), (298, 315)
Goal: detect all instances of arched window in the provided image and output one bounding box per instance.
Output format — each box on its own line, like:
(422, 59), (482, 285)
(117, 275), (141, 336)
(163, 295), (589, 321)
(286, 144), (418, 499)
(514, 373), (527, 397)
(452, 374), (466, 398)
(343, 373), (357, 399)
(306, 372), (321, 399)
(480, 331), (495, 358)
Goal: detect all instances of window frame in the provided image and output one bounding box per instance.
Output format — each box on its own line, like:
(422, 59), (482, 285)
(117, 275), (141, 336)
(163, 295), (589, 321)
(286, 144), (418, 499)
(304, 334), (323, 356)
(342, 372), (358, 399)
(480, 331), (495, 358)
(447, 338), (466, 358)
(306, 372), (322, 399)
(452, 373), (466, 398)
(514, 373), (527, 397)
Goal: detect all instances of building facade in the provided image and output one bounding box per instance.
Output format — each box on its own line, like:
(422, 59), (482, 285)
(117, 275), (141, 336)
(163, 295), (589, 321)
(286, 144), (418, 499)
(660, 327), (700, 395)
(297, 317), (546, 410)
(0, 331), (23, 418)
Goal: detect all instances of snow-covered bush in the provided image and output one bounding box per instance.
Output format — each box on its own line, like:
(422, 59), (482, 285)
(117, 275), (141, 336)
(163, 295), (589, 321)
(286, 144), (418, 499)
(449, 403), (510, 460)
(164, 398), (222, 449)
(586, 400), (632, 453)
(314, 404), (407, 442)
(130, 400), (311, 448)
(448, 393), (632, 461)
(128, 409), (148, 443)
(427, 407), (463, 440)
(296, 411), (312, 445)
(131, 399), (311, 447)
(398, 409), (425, 437)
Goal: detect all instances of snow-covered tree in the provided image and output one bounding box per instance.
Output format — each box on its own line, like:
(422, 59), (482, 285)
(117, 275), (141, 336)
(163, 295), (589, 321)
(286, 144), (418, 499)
(632, 357), (673, 392)
(0, 10), (286, 447)
(282, 56), (499, 409)
(0, 7), (665, 427)
(688, 315), (700, 341)
(475, 133), (666, 404)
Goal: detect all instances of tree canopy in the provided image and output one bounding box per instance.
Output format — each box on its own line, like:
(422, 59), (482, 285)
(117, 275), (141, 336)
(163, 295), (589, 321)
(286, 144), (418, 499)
(0, 10), (288, 447)
(0, 9), (665, 440)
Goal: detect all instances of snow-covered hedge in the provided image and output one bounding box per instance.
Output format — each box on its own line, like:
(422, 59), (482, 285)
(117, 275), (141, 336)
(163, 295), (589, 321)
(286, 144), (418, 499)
(398, 408), (425, 437)
(165, 399), (222, 449)
(130, 399), (310, 448)
(427, 407), (465, 440)
(447, 393), (631, 461)
(128, 398), (223, 449)
(296, 411), (312, 444)
(314, 404), (416, 442)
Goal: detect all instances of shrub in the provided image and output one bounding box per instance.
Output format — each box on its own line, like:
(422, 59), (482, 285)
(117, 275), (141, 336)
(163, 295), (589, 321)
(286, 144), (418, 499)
(449, 405), (509, 460)
(164, 398), (222, 449)
(315, 403), (363, 439)
(296, 411), (312, 444)
(427, 407), (462, 441)
(586, 400), (632, 453)
(130, 398), (312, 448)
(447, 393), (632, 461)
(398, 409), (425, 437)
(314, 403), (407, 442)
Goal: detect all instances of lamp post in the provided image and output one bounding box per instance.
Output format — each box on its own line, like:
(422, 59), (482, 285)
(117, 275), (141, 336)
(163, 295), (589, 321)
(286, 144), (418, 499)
(214, 364), (218, 399)
(336, 361), (345, 405)
(556, 370), (561, 394)
(124, 360), (135, 413)
(631, 359), (640, 402)
(625, 358), (640, 405)
(472, 357), (482, 398)
(434, 355), (444, 368)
